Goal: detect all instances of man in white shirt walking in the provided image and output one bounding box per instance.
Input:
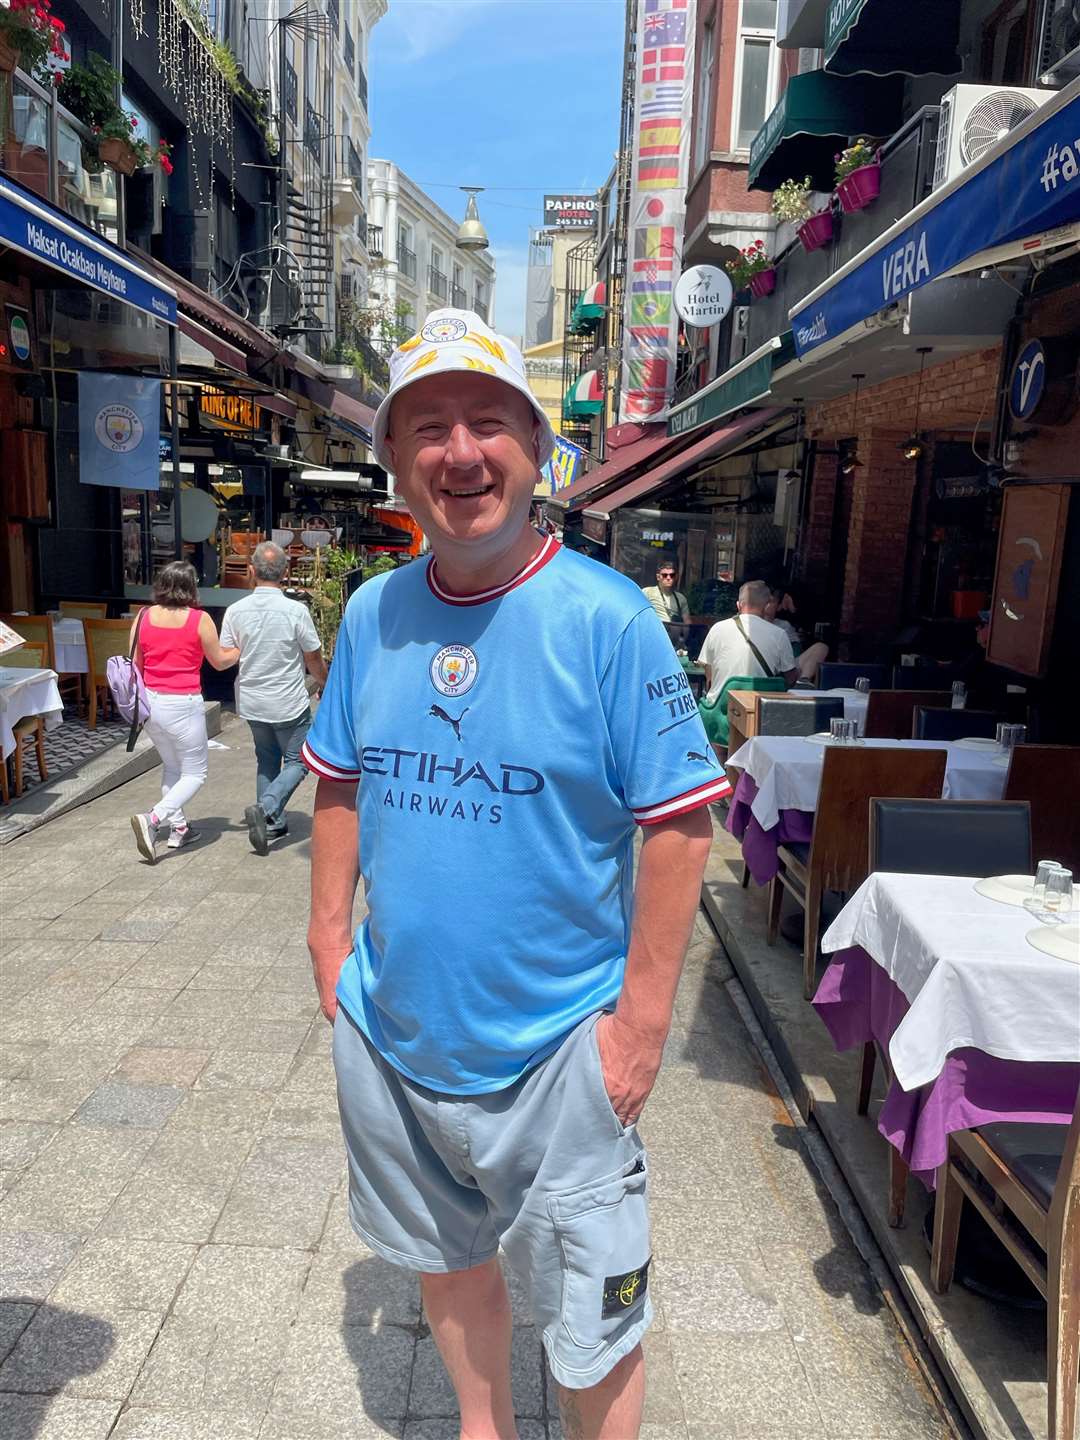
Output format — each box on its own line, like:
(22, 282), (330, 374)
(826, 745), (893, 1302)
(220, 541), (328, 854)
(696, 580), (798, 746)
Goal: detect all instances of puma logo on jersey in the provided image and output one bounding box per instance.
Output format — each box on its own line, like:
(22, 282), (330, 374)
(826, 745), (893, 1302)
(429, 704), (469, 741)
(686, 750), (712, 763)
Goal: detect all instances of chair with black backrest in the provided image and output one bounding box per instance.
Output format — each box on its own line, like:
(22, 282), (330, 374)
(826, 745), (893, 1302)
(864, 689), (950, 740)
(0, 641), (51, 798)
(891, 664), (954, 691)
(913, 707), (1000, 741)
(83, 619), (134, 729)
(930, 1089), (1080, 1440)
(818, 661), (890, 691)
(757, 695), (844, 738)
(859, 797), (1033, 1225)
(700, 673), (786, 751)
(1004, 744), (1080, 877)
(766, 746), (948, 1001)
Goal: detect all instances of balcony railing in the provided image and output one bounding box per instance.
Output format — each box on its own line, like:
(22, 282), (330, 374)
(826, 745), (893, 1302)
(428, 266), (448, 300)
(368, 223), (383, 257)
(344, 24), (355, 75)
(473, 295), (489, 323)
(451, 282), (467, 308)
(327, 0), (339, 33)
(397, 243), (417, 280)
(4, 67), (120, 243)
(745, 106), (940, 356)
(304, 99), (323, 161)
(347, 138), (363, 185)
(357, 62), (368, 112)
(284, 60), (298, 123)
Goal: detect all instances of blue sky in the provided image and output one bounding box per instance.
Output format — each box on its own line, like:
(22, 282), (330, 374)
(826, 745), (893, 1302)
(370, 0), (626, 338)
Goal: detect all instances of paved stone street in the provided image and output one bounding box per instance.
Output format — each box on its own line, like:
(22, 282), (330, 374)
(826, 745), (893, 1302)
(1, 715), (952, 1439)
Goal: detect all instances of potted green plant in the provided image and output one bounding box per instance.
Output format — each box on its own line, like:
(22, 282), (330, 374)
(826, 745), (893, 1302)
(774, 174), (834, 254)
(0, 0), (66, 78)
(834, 138), (881, 214)
(725, 240), (775, 299)
(58, 56), (173, 176)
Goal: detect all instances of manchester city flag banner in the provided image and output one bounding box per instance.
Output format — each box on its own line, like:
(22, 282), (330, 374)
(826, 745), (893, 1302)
(619, 0), (696, 423)
(540, 435), (587, 495)
(78, 374), (161, 491)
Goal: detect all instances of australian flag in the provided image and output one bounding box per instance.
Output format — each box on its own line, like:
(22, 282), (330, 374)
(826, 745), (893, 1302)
(644, 10), (687, 47)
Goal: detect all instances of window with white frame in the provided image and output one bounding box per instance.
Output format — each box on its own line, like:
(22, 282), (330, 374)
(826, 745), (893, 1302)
(693, 17), (716, 174)
(733, 0), (779, 153)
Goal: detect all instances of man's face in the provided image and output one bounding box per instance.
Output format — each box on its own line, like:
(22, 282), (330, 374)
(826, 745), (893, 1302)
(385, 372), (539, 550)
(657, 567), (676, 591)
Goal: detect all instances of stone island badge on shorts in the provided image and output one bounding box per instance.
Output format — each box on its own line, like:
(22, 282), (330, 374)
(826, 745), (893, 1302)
(601, 1257), (651, 1319)
(430, 644), (479, 699)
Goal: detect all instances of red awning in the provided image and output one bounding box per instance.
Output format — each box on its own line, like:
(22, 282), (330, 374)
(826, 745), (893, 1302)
(130, 246), (279, 360)
(548, 425), (672, 510)
(178, 314), (247, 374)
(583, 408), (785, 517)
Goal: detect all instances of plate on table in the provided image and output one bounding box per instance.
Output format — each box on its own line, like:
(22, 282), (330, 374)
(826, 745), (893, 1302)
(1026, 923), (1080, 964)
(804, 733), (833, 746)
(992, 754), (1011, 768)
(953, 737), (1001, 751)
(823, 688), (866, 700)
(973, 874), (1036, 907)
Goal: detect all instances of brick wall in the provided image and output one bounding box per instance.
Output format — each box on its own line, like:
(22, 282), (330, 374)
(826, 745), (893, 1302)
(807, 346), (1002, 439)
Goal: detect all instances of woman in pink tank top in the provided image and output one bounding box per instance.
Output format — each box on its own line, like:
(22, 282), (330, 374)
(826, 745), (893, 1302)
(128, 561), (239, 863)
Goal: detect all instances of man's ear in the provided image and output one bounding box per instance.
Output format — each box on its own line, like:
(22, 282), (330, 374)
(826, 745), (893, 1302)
(384, 433), (398, 473)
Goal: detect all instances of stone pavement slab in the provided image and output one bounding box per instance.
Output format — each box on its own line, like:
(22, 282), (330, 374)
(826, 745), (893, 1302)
(0, 718), (953, 1438)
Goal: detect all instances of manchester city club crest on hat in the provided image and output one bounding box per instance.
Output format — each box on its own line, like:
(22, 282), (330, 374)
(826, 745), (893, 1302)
(421, 316), (468, 344)
(430, 643), (479, 698)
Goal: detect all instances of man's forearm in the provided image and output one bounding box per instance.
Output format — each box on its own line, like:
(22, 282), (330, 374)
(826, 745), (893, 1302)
(615, 808), (713, 1042)
(309, 779), (360, 933)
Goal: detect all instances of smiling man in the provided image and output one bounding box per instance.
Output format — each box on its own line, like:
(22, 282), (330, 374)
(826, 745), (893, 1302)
(303, 308), (725, 1439)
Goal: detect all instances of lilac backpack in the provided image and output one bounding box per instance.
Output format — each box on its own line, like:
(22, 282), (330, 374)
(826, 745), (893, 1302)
(106, 610), (151, 749)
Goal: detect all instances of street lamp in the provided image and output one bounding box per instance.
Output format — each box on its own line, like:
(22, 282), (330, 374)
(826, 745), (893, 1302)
(456, 187), (489, 252)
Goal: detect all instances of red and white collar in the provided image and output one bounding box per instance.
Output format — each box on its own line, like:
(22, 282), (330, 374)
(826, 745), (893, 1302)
(426, 533), (560, 607)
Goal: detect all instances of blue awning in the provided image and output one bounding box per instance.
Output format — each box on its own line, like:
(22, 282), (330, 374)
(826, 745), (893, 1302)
(0, 175), (177, 326)
(790, 78), (1080, 359)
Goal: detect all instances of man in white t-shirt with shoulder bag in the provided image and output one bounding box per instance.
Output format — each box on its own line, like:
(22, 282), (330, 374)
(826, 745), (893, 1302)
(696, 579), (798, 746)
(220, 541), (328, 854)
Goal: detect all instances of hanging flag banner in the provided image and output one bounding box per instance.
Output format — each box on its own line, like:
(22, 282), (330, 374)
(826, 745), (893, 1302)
(620, 0), (696, 423)
(539, 434), (588, 495)
(78, 373), (161, 491)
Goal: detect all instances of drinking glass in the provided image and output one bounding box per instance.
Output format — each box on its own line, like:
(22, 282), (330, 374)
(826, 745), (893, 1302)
(1026, 859), (1063, 914)
(997, 723), (1026, 749)
(1042, 867), (1074, 923)
(829, 718), (852, 744)
(951, 681), (967, 711)
(855, 676), (871, 694)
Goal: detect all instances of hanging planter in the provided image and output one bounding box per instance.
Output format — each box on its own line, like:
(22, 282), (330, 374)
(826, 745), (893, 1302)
(726, 240), (774, 298)
(834, 139), (881, 215)
(98, 135), (139, 175)
(0, 37), (18, 75)
(749, 267), (777, 299)
(797, 209), (834, 253)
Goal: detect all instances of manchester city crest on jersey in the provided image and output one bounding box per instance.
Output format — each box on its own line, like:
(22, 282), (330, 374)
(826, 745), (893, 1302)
(430, 644), (479, 698)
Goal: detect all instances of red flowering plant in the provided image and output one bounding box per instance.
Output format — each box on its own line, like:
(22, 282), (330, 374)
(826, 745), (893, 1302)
(0, 0), (67, 74)
(725, 239), (773, 291)
(57, 55), (172, 171)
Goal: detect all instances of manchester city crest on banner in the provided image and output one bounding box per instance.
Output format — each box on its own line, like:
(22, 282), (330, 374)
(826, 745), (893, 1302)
(430, 644), (479, 698)
(421, 317), (467, 344)
(94, 404), (144, 453)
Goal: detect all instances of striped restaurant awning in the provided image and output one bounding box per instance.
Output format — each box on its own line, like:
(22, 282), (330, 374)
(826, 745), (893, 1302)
(563, 368), (604, 418)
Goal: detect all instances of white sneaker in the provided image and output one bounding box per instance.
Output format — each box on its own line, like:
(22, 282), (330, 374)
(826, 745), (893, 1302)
(131, 812), (160, 864)
(166, 825), (197, 850)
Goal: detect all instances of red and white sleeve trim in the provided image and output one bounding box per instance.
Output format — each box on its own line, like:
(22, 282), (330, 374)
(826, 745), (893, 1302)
(301, 740), (362, 783)
(633, 775), (732, 825)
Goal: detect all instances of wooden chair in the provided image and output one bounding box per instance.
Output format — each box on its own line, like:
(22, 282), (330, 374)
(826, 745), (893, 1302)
(913, 706), (1000, 741)
(930, 1090), (1080, 1440)
(83, 619), (133, 729)
(1004, 745), (1080, 877)
(700, 674), (786, 750)
(863, 689), (950, 740)
(757, 696), (844, 737)
(0, 614), (55, 667)
(766, 746), (948, 1000)
(1, 641), (50, 799)
(859, 797), (1033, 1226)
(819, 661), (890, 690)
(58, 601), (108, 620)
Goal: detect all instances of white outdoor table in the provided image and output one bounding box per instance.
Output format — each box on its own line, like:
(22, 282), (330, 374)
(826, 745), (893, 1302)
(0, 667), (64, 760)
(52, 617), (89, 674)
(796, 687), (870, 734)
(726, 735), (1009, 833)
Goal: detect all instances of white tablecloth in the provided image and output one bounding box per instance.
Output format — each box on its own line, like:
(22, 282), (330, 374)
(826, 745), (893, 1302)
(796, 687), (870, 735)
(0, 668), (64, 760)
(822, 872), (1080, 1089)
(52, 618), (88, 674)
(726, 735), (1008, 832)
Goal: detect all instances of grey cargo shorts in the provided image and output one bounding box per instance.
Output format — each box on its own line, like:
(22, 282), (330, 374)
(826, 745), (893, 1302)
(331, 1007), (653, 1390)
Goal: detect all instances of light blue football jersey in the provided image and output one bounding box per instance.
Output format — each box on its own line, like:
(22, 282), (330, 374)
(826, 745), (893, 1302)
(303, 535), (727, 1093)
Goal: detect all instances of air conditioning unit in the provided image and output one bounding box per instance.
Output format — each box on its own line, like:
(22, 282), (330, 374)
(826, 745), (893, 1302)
(932, 84), (1055, 190)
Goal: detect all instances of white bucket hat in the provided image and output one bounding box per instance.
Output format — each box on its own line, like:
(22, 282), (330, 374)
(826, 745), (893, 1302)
(371, 307), (557, 473)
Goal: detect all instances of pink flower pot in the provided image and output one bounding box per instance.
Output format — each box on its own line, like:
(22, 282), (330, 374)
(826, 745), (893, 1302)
(749, 267), (776, 299)
(797, 209), (834, 253)
(836, 161), (881, 214)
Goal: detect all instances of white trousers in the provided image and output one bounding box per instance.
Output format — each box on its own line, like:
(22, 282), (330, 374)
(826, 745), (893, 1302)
(144, 690), (208, 827)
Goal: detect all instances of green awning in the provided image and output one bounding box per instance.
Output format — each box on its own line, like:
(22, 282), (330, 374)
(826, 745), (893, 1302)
(747, 68), (903, 192)
(666, 332), (796, 439)
(825, 0), (961, 77)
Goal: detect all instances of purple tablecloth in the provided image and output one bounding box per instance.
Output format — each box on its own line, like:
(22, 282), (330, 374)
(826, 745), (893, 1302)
(726, 772), (814, 885)
(813, 945), (1080, 1186)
